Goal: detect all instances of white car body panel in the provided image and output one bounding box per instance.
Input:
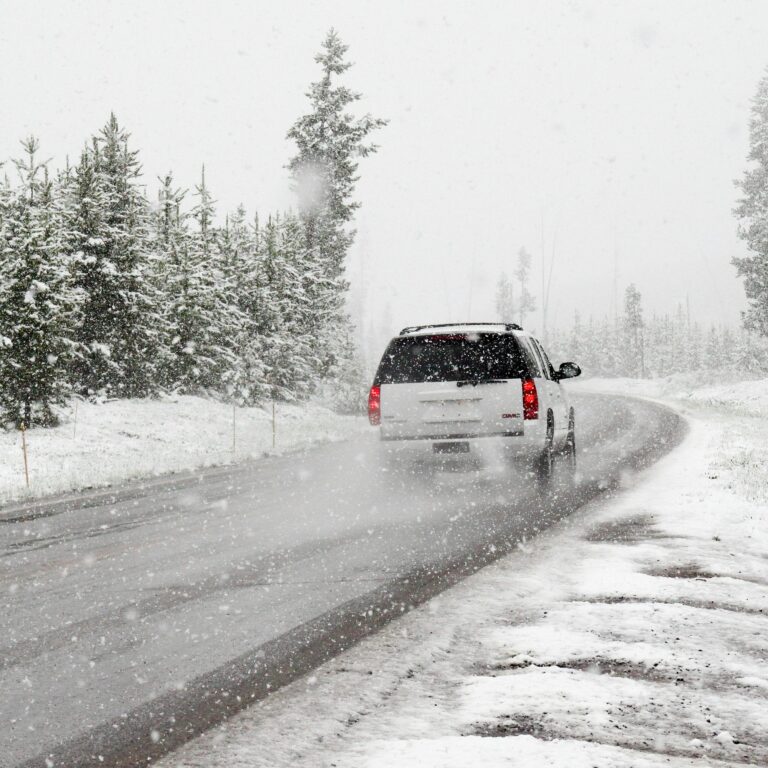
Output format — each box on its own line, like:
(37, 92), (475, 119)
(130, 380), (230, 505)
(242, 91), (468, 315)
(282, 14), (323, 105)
(380, 380), (524, 441)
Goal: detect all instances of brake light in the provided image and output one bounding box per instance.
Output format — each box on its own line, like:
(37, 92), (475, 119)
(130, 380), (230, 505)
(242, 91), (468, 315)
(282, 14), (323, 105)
(522, 378), (538, 420)
(368, 385), (381, 425)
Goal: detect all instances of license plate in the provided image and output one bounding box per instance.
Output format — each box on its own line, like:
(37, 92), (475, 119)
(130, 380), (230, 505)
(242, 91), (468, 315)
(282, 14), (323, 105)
(433, 442), (470, 454)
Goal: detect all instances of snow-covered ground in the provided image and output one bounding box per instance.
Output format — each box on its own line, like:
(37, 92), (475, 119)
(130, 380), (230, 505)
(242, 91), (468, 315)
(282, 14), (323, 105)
(0, 396), (367, 505)
(573, 373), (768, 419)
(159, 377), (768, 767)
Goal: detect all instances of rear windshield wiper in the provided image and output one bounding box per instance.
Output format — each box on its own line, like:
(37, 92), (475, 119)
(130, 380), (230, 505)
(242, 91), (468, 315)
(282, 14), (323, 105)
(456, 378), (507, 387)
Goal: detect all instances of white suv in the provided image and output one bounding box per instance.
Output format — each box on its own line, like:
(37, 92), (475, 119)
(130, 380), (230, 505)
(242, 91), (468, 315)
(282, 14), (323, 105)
(367, 323), (581, 480)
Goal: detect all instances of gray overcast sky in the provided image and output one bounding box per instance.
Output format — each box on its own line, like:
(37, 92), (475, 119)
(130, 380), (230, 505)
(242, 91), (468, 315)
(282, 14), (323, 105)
(1, 0), (767, 345)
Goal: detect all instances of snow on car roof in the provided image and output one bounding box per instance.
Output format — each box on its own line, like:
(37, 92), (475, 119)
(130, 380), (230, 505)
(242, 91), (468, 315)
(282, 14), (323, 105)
(399, 323), (524, 337)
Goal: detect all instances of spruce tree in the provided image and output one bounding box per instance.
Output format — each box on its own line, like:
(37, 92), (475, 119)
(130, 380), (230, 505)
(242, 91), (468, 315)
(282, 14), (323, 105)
(734, 67), (768, 337)
(704, 326), (721, 368)
(67, 115), (161, 397)
(0, 138), (78, 426)
(621, 285), (645, 377)
(152, 172), (190, 389)
(686, 321), (702, 372)
(161, 168), (243, 394)
(287, 29), (386, 395)
(655, 317), (672, 376)
(568, 311), (583, 365)
(155, 172), (187, 255)
(258, 214), (301, 399)
(719, 327), (736, 369)
(218, 207), (269, 404)
(737, 328), (768, 372)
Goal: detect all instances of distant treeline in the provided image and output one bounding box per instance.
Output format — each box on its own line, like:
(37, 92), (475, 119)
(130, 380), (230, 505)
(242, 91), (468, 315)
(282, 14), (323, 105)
(545, 286), (768, 379)
(0, 31), (385, 428)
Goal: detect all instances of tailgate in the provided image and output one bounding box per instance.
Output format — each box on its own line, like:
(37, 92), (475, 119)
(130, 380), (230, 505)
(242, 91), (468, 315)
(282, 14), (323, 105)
(380, 380), (524, 440)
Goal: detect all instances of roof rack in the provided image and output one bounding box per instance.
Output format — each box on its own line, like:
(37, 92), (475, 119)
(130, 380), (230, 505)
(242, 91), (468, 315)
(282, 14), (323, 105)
(399, 322), (523, 335)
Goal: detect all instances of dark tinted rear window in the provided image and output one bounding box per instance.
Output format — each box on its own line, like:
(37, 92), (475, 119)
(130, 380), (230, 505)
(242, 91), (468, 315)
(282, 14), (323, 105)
(375, 334), (526, 384)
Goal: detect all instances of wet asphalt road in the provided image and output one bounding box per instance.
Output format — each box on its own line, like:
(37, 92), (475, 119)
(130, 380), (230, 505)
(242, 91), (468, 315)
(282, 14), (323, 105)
(0, 393), (685, 768)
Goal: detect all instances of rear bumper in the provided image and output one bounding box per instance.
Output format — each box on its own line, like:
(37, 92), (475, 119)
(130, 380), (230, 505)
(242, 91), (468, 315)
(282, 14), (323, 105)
(378, 422), (546, 462)
(380, 428), (523, 441)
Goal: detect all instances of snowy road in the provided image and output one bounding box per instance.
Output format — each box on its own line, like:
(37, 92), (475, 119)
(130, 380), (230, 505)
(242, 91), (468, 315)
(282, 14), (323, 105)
(1, 394), (684, 768)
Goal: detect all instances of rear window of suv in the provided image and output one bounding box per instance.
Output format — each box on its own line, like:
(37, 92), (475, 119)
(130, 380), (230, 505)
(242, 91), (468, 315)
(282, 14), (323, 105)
(375, 333), (526, 384)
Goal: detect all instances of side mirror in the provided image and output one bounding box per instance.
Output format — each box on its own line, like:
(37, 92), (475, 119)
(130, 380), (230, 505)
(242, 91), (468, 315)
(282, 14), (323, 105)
(555, 362), (581, 381)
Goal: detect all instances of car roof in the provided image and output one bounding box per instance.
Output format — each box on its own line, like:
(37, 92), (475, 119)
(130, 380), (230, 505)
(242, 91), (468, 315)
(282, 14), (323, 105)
(398, 323), (528, 338)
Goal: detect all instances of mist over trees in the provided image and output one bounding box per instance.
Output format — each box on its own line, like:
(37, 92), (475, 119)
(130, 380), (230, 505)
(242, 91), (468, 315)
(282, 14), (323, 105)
(494, 247), (536, 328)
(496, 266), (768, 378)
(0, 31), (385, 428)
(492, 67), (768, 378)
(547, 297), (768, 378)
(495, 274), (515, 324)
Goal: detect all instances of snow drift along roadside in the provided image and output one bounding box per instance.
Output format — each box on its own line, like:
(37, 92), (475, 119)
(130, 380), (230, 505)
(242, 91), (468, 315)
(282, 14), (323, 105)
(158, 378), (768, 768)
(0, 395), (367, 505)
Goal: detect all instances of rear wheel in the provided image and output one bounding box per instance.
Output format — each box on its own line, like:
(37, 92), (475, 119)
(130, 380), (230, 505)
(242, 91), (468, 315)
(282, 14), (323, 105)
(565, 409), (576, 459)
(536, 414), (555, 488)
(562, 409), (577, 481)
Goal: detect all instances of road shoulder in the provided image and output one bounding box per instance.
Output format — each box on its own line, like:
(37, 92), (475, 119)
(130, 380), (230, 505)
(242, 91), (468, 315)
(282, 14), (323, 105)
(0, 394), (366, 510)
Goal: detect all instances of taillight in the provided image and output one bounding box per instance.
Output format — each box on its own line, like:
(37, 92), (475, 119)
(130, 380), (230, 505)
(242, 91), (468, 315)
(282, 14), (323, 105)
(368, 385), (381, 425)
(522, 378), (538, 420)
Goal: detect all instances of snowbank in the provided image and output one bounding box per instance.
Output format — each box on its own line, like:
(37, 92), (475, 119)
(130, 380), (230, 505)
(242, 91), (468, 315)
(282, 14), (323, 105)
(568, 374), (768, 417)
(0, 395), (367, 505)
(158, 378), (768, 767)
(573, 376), (768, 506)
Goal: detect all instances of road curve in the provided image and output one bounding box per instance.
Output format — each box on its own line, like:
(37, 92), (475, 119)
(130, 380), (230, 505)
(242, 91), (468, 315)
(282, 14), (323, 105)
(0, 393), (686, 768)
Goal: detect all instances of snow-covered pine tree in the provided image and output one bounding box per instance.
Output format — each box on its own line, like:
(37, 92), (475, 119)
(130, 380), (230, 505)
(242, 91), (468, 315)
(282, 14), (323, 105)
(734, 328), (760, 372)
(155, 172), (187, 256)
(161, 168), (243, 394)
(0, 167), (9, 247)
(573, 314), (595, 373)
(61, 145), (110, 392)
(734, 67), (768, 337)
(279, 211), (322, 394)
(241, 212), (317, 403)
(550, 312), (768, 379)
(151, 172), (190, 389)
(287, 29), (386, 402)
(645, 314), (667, 376)
(704, 325), (721, 369)
(544, 325), (566, 364)
(664, 314), (676, 376)
(719, 327), (736, 369)
(217, 204), (269, 404)
(668, 304), (687, 375)
(686, 321), (702, 373)
(568, 311), (582, 365)
(217, 205), (251, 286)
(0, 138), (78, 427)
(67, 115), (161, 397)
(621, 285), (645, 377)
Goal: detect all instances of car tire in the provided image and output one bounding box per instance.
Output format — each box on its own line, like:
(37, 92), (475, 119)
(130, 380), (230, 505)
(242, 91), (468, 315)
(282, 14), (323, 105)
(560, 409), (577, 491)
(536, 413), (555, 488)
(562, 409), (577, 481)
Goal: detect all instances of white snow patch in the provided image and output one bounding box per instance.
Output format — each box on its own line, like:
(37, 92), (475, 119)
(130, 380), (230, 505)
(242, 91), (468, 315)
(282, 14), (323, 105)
(0, 395), (367, 505)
